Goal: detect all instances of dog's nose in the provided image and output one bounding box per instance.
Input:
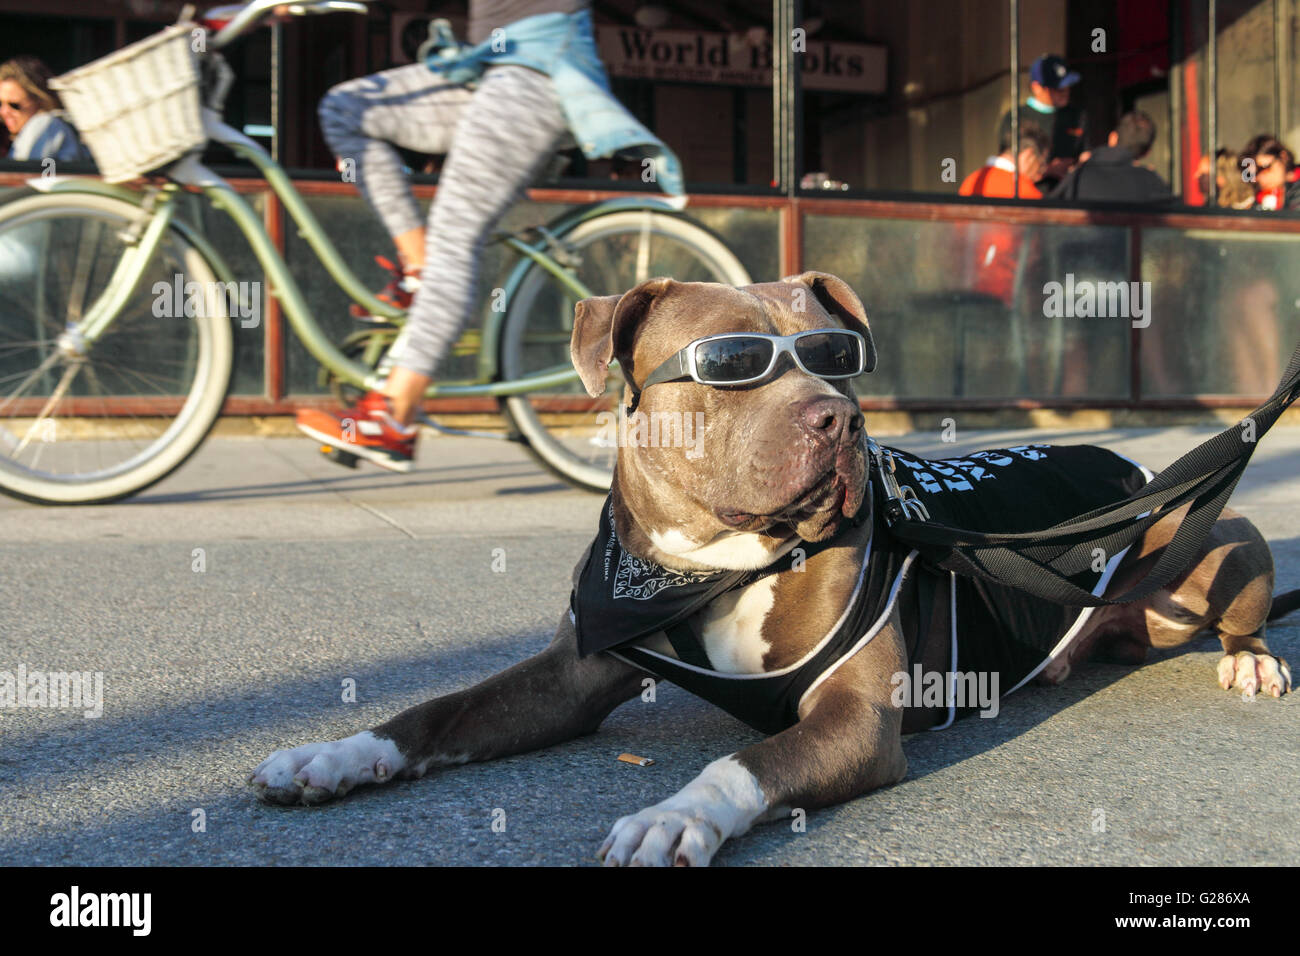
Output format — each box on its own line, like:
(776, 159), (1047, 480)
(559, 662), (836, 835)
(796, 396), (861, 445)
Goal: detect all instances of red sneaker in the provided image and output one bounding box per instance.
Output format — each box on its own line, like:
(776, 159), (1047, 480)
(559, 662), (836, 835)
(349, 256), (421, 321)
(296, 390), (418, 473)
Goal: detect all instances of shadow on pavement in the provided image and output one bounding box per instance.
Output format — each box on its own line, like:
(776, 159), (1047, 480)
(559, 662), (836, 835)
(4, 531), (1297, 865)
(131, 465), (568, 505)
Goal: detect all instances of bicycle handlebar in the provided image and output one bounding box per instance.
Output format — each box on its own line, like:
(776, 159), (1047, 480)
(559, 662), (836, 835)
(208, 0), (371, 51)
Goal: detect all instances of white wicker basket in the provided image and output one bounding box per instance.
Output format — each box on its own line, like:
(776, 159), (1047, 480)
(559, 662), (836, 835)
(50, 23), (205, 183)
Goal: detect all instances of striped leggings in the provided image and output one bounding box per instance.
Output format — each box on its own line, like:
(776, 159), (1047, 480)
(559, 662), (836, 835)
(318, 63), (571, 378)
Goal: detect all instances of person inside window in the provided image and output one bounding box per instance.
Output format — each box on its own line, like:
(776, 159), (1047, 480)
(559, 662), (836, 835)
(958, 120), (1049, 309)
(1001, 54), (1087, 192)
(1241, 135), (1300, 211)
(959, 116), (1049, 199)
(0, 55), (91, 163)
(1195, 148), (1257, 209)
(1048, 111), (1172, 203)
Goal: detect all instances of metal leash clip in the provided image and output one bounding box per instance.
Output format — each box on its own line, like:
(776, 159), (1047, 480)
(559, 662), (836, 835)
(869, 438), (930, 526)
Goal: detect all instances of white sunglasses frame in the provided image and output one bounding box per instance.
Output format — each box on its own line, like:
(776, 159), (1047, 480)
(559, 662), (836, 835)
(638, 328), (870, 391)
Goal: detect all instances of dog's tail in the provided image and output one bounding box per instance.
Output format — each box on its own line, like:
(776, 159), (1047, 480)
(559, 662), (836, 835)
(1267, 589), (1300, 622)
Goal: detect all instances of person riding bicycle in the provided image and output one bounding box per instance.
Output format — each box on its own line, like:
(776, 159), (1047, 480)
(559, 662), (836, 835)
(295, 2), (684, 471)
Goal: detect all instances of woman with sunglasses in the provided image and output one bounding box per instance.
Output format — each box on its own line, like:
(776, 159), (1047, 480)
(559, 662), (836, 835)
(0, 55), (91, 164)
(1242, 134), (1300, 211)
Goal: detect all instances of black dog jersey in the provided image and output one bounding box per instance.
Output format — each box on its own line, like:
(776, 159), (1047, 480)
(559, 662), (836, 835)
(570, 444), (1151, 735)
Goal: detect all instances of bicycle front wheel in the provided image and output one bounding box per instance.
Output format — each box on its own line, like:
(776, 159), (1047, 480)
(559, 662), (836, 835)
(498, 209), (751, 492)
(0, 191), (233, 504)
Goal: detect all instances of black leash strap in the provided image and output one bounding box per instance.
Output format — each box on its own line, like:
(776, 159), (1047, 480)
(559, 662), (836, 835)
(883, 340), (1300, 608)
(664, 620), (714, 669)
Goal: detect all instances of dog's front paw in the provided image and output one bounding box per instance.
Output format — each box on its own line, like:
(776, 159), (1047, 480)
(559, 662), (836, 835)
(596, 756), (768, 867)
(248, 731), (405, 805)
(598, 806), (727, 867)
(1218, 651), (1292, 698)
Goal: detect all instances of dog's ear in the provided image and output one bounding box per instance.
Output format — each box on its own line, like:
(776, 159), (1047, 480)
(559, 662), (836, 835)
(570, 295), (622, 397)
(782, 271), (877, 373)
(570, 277), (675, 397)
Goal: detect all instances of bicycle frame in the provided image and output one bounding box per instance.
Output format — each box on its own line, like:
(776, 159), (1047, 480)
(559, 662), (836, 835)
(25, 113), (680, 398)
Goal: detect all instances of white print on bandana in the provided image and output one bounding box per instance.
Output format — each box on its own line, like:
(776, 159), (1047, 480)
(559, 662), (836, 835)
(888, 445), (1051, 496)
(597, 498), (720, 602)
(614, 549), (717, 601)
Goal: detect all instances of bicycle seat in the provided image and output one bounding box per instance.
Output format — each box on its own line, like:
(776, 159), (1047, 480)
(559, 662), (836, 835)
(199, 3), (255, 32)
(200, 1), (368, 34)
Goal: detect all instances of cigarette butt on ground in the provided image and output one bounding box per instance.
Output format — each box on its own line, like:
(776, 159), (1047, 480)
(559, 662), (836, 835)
(617, 753), (654, 767)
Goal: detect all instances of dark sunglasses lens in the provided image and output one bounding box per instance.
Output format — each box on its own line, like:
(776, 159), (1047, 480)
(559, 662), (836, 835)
(795, 332), (861, 376)
(694, 337), (774, 382)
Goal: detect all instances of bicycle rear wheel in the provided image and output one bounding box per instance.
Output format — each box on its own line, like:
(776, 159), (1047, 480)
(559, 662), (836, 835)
(0, 191), (232, 504)
(498, 209), (750, 491)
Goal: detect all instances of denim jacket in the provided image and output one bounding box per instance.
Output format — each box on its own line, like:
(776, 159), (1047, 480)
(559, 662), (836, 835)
(423, 10), (684, 197)
(8, 111), (92, 164)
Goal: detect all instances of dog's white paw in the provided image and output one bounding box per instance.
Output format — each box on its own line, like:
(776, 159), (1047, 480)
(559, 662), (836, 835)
(1218, 651), (1291, 698)
(599, 807), (725, 867)
(248, 731), (405, 805)
(597, 756), (768, 867)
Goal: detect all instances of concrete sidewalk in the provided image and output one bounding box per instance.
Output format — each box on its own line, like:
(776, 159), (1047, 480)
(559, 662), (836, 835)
(1, 425), (1297, 866)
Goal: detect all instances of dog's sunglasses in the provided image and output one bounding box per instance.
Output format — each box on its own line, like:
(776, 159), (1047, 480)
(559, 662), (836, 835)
(637, 328), (871, 392)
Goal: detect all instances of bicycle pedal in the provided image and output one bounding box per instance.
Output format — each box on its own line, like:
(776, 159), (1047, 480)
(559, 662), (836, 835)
(348, 311), (395, 326)
(348, 303), (395, 324)
(320, 444), (360, 468)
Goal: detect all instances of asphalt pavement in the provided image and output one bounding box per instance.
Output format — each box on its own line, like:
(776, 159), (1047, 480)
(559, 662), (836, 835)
(1, 424), (1298, 866)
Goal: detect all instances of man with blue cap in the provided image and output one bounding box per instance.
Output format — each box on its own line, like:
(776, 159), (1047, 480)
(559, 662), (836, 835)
(1004, 53), (1088, 191)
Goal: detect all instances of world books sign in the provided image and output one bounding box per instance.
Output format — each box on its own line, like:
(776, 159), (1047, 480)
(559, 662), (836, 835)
(596, 27), (888, 94)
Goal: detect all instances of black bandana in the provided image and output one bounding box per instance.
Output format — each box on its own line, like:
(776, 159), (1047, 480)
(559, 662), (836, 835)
(569, 444), (1149, 734)
(571, 497), (746, 658)
(571, 496), (850, 659)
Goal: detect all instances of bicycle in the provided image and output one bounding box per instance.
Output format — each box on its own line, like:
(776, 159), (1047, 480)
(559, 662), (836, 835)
(0, 0), (750, 505)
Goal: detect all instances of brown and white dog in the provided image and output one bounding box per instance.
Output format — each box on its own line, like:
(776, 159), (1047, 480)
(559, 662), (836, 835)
(249, 272), (1294, 866)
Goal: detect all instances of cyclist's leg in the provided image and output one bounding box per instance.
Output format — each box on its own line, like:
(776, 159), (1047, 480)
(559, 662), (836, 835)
(297, 65), (479, 469)
(317, 63), (474, 267)
(383, 65), (571, 423)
